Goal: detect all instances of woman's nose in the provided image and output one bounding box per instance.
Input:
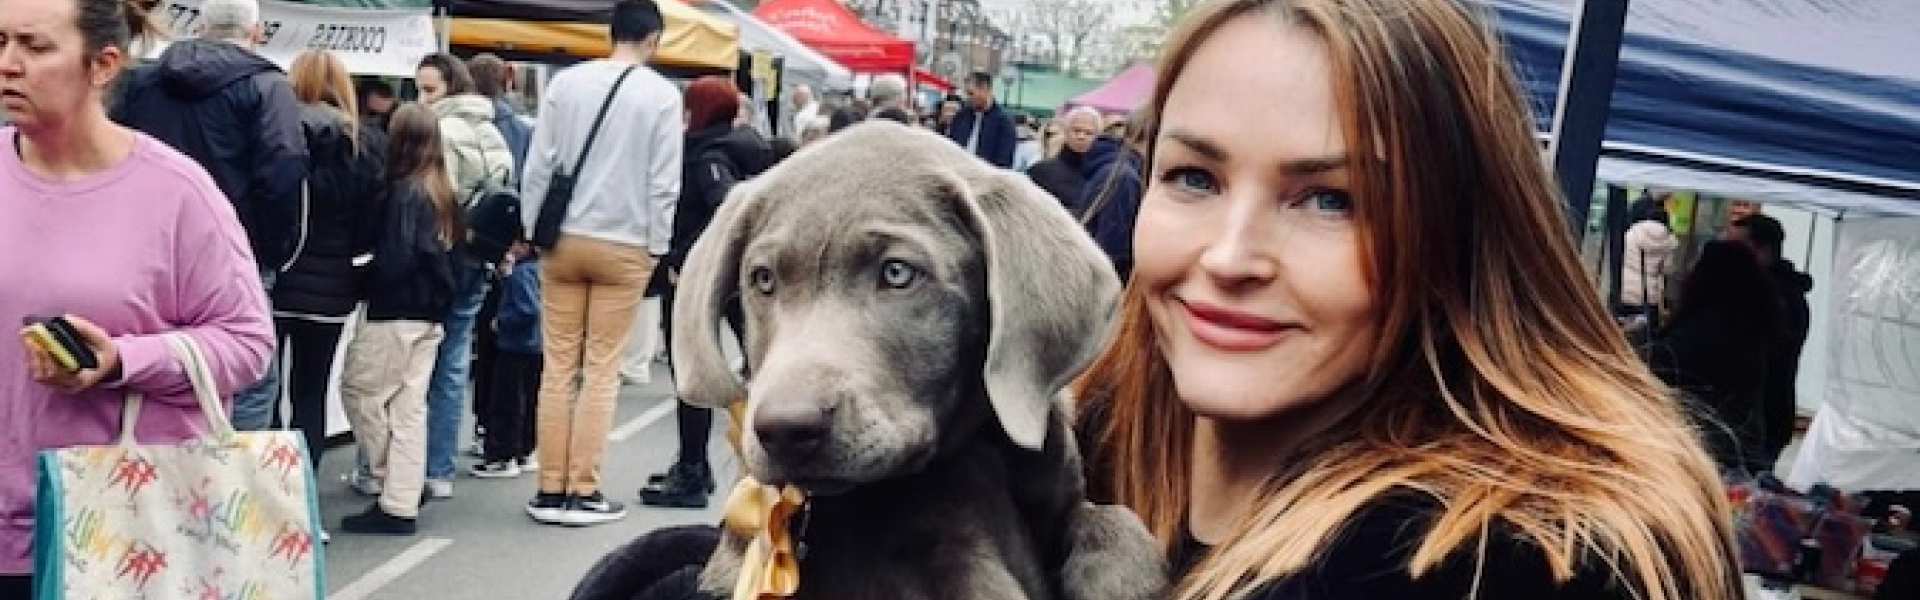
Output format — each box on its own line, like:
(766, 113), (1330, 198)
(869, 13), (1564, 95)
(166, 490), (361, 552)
(1197, 201), (1279, 287)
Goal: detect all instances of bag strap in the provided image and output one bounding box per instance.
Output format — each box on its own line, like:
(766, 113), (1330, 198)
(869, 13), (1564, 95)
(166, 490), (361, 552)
(569, 66), (637, 176)
(1079, 157), (1128, 226)
(118, 333), (238, 446)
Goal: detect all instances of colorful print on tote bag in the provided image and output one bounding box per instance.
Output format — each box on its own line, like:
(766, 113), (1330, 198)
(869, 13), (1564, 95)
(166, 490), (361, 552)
(34, 333), (324, 600)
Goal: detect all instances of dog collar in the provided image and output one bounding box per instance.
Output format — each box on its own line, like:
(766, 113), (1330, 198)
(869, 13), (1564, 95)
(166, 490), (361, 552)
(721, 477), (810, 600)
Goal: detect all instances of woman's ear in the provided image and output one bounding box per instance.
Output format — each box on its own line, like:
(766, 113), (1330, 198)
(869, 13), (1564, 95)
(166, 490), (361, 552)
(89, 45), (125, 89)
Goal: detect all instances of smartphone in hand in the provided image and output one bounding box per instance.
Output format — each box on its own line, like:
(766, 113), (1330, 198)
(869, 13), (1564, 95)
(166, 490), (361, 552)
(21, 315), (100, 372)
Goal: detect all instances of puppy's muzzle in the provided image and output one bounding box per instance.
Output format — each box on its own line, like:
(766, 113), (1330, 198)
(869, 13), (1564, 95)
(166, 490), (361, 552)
(754, 397), (833, 458)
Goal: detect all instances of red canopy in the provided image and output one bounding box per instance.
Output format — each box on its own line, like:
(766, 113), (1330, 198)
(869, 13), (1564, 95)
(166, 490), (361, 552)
(913, 67), (952, 91)
(753, 0), (914, 73)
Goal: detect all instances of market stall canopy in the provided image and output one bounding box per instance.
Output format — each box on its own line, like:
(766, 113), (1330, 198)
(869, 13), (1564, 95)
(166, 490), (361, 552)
(1063, 63), (1153, 115)
(913, 67), (951, 92)
(450, 0), (738, 69)
(144, 0), (435, 77)
(752, 0), (913, 73)
(1471, 0), (1920, 215)
(686, 0), (852, 90)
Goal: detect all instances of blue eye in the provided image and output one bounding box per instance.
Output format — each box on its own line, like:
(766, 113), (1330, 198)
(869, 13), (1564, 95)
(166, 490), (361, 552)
(1299, 189), (1353, 215)
(880, 259), (920, 289)
(1161, 167), (1218, 195)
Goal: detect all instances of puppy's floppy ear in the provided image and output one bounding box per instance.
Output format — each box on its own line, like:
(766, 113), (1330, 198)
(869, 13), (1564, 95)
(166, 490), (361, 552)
(953, 169), (1123, 451)
(670, 181), (766, 410)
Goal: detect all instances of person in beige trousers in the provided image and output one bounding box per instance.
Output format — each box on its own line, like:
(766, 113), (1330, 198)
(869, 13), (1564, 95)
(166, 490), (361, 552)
(516, 0), (683, 527)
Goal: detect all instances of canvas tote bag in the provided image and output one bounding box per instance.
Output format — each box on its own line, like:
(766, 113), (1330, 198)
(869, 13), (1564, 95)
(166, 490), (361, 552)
(34, 333), (323, 600)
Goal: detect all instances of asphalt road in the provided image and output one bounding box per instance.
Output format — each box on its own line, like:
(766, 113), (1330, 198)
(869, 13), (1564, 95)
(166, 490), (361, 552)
(314, 360), (734, 600)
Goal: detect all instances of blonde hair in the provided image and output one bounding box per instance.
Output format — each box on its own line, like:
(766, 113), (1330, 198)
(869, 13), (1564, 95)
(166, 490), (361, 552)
(288, 50), (360, 151)
(1073, 2), (1741, 600)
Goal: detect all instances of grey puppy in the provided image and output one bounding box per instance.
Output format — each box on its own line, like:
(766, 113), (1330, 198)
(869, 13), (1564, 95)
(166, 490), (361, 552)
(671, 120), (1166, 600)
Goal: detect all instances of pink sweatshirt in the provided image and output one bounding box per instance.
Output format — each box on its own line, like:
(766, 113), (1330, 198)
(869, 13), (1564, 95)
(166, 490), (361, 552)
(0, 129), (274, 575)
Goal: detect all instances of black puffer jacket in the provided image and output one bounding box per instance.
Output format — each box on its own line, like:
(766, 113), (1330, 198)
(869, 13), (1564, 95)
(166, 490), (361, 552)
(272, 106), (386, 321)
(647, 124), (773, 296)
(111, 39), (309, 272)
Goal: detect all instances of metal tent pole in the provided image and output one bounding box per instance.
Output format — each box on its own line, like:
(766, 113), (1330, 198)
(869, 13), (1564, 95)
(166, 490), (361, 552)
(1545, 0), (1630, 242)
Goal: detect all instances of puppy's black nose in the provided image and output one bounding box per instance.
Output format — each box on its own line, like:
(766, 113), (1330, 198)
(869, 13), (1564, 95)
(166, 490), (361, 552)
(754, 400), (831, 457)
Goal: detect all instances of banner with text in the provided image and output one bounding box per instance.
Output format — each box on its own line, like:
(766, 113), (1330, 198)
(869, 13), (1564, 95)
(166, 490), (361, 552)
(145, 0), (436, 78)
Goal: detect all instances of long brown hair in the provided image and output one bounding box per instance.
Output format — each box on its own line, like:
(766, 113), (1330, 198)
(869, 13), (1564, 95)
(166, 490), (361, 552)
(1074, 2), (1740, 600)
(383, 103), (458, 246)
(288, 49), (360, 150)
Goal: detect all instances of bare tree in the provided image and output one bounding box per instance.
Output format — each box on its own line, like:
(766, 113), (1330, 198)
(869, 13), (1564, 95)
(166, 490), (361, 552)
(997, 0), (1113, 75)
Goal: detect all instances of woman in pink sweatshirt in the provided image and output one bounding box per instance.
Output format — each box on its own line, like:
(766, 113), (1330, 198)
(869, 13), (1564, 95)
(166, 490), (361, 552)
(0, 0), (275, 593)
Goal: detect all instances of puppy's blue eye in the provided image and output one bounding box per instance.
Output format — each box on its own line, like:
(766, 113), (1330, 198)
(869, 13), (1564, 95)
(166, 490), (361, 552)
(749, 266), (775, 294)
(879, 259), (919, 289)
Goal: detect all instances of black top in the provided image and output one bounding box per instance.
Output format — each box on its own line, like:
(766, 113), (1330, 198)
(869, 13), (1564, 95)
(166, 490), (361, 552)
(363, 181), (455, 323)
(1179, 495), (1632, 600)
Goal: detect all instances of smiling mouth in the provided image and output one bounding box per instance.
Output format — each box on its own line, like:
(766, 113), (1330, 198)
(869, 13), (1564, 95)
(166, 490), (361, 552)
(1180, 299), (1298, 351)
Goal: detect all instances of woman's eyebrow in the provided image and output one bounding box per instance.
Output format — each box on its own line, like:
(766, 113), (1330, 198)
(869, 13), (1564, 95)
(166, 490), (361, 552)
(1165, 129), (1349, 175)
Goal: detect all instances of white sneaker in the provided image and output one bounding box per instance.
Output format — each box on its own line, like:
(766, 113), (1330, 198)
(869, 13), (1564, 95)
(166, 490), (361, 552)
(344, 471), (382, 497)
(469, 461), (522, 479)
(517, 455), (539, 471)
(426, 479), (454, 499)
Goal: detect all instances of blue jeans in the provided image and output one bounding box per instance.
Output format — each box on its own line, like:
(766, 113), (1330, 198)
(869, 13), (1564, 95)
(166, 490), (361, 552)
(424, 264), (490, 480)
(231, 268), (281, 431)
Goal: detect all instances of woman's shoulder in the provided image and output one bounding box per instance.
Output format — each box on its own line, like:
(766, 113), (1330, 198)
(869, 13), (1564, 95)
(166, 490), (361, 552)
(127, 132), (231, 218)
(1246, 495), (1632, 600)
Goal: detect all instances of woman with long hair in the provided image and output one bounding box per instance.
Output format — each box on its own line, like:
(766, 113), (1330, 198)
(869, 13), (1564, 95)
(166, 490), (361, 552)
(274, 49), (387, 468)
(1073, 1), (1742, 599)
(337, 103), (459, 535)
(414, 52), (513, 500)
(0, 0), (273, 591)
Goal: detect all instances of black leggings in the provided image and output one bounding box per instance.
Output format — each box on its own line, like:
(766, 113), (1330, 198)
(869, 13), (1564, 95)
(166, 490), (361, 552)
(660, 287), (745, 466)
(274, 318), (344, 466)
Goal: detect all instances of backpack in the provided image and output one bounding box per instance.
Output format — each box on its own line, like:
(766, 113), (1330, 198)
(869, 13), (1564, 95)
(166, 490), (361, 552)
(462, 151), (521, 264)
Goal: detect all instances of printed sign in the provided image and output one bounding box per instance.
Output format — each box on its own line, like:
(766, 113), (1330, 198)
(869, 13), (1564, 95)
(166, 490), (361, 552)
(143, 0), (436, 78)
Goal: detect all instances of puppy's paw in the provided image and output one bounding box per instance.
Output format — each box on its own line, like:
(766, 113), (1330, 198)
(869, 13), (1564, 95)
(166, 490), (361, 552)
(1061, 503), (1168, 600)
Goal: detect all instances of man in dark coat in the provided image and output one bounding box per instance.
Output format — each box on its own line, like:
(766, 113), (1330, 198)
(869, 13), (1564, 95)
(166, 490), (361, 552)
(111, 0), (308, 275)
(1724, 213), (1815, 471)
(1027, 106), (1105, 213)
(110, 0), (308, 433)
(945, 71), (1017, 168)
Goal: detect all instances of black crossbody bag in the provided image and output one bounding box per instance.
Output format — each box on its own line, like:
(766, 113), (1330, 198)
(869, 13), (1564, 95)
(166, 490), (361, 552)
(531, 66), (636, 249)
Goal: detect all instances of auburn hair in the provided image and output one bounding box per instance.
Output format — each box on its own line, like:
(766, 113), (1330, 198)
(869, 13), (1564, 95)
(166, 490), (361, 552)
(1072, 2), (1741, 600)
(685, 76), (743, 132)
(288, 49), (360, 151)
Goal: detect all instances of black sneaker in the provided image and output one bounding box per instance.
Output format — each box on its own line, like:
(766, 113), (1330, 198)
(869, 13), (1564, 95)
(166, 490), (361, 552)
(525, 492), (568, 524)
(640, 461), (714, 508)
(340, 504), (418, 535)
(559, 492), (627, 527)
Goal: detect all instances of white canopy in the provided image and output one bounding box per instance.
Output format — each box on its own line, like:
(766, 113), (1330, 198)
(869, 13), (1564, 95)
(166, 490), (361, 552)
(690, 0), (853, 92)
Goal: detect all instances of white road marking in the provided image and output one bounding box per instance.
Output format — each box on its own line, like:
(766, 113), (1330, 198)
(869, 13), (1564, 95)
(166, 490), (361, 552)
(327, 537), (453, 600)
(609, 399), (677, 442)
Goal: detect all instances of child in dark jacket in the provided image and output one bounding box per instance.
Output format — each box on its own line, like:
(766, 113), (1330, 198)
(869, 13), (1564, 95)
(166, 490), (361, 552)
(472, 243), (542, 477)
(339, 104), (460, 535)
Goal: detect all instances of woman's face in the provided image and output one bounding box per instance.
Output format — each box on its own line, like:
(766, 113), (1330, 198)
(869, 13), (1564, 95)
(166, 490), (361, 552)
(0, 0), (115, 131)
(415, 66), (447, 104)
(1135, 16), (1381, 423)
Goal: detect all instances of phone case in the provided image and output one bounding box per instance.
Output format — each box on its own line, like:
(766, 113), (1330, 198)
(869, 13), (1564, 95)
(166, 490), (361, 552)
(20, 316), (99, 372)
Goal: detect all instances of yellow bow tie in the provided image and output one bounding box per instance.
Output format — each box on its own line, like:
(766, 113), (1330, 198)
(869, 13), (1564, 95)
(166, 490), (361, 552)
(720, 477), (809, 600)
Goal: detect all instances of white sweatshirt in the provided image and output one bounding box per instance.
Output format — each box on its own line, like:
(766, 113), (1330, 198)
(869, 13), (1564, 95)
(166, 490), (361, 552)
(520, 59), (683, 254)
